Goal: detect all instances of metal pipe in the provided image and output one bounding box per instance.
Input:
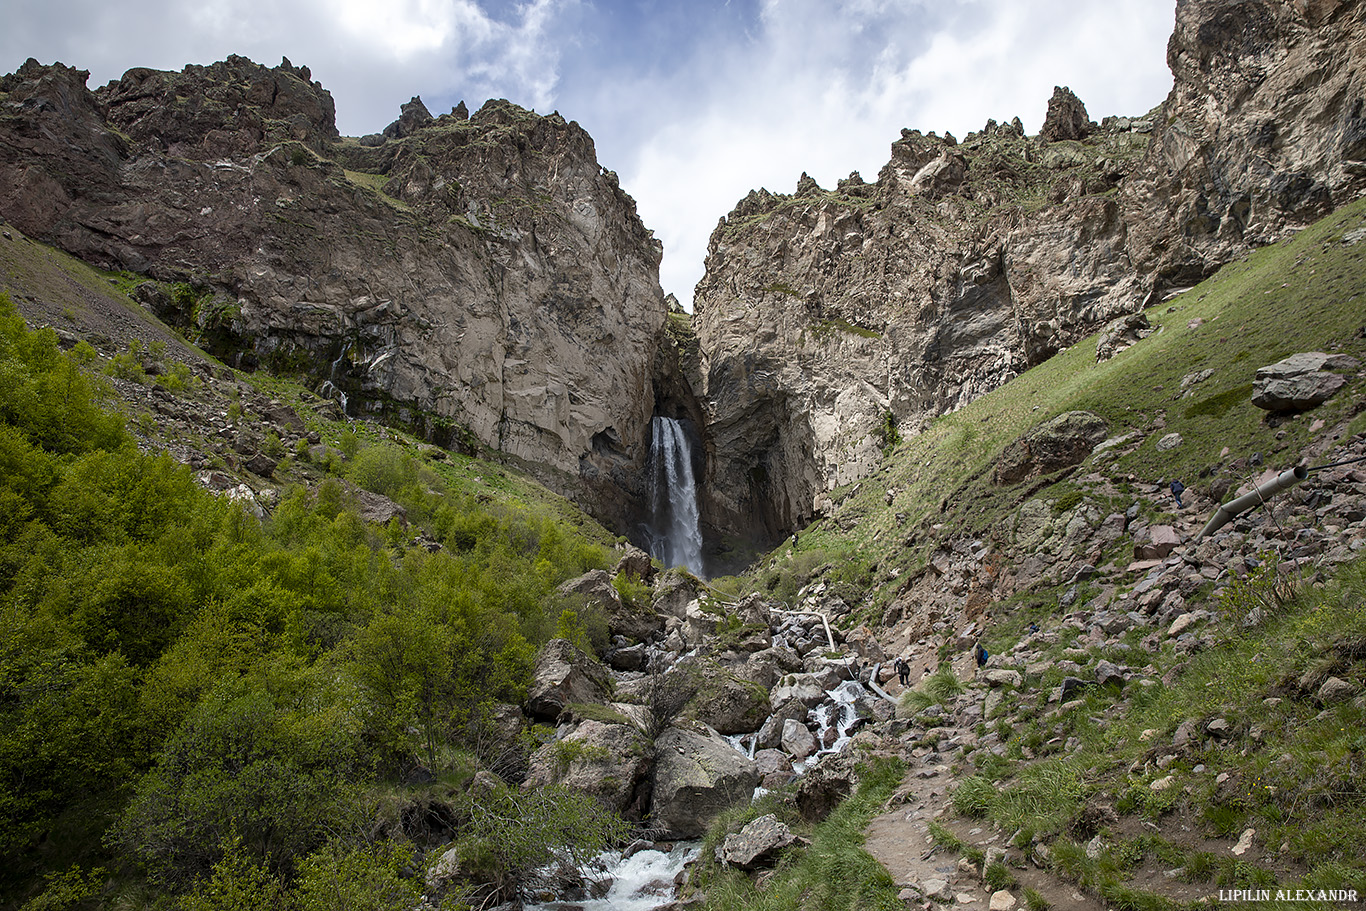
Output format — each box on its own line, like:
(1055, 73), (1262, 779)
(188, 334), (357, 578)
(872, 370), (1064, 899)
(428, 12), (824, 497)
(1194, 464), (1309, 542)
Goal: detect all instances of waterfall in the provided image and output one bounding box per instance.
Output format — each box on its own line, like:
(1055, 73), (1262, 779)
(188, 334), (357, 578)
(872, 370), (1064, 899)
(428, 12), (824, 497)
(319, 349), (349, 416)
(647, 416), (704, 576)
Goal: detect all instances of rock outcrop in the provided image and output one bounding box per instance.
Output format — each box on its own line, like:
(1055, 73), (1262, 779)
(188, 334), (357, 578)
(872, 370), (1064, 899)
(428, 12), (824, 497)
(525, 639), (612, 720)
(1250, 352), (1360, 412)
(649, 726), (760, 838)
(0, 55), (667, 532)
(692, 0), (1366, 543)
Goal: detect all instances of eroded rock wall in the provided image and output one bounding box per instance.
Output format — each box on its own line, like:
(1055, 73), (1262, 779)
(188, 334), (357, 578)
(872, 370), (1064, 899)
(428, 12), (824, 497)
(693, 0), (1366, 543)
(0, 56), (667, 529)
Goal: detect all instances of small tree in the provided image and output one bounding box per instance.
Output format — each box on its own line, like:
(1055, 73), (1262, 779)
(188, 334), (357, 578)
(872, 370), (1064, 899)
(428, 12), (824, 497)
(640, 663), (699, 742)
(450, 782), (628, 906)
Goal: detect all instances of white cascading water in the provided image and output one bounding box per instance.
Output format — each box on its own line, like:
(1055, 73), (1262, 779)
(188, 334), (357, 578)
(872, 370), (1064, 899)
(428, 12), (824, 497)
(647, 416), (704, 576)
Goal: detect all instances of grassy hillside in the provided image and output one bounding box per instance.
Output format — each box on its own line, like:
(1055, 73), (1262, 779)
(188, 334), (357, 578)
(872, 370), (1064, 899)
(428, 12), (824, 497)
(764, 197), (1366, 616)
(0, 259), (628, 908)
(699, 199), (1366, 911)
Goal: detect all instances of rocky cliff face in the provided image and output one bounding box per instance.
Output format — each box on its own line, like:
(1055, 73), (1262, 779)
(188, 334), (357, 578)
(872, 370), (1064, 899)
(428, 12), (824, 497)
(693, 0), (1366, 544)
(0, 56), (667, 530)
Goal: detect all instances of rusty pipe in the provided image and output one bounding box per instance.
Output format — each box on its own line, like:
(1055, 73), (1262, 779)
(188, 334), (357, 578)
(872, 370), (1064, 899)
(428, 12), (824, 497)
(1194, 464), (1309, 543)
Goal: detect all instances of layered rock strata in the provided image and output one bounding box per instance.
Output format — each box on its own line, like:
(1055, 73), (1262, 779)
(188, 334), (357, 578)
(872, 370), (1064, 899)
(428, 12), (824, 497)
(0, 56), (667, 529)
(693, 0), (1366, 541)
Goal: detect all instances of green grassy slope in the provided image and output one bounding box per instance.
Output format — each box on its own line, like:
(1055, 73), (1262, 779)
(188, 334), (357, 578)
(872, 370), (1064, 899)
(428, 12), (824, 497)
(776, 198), (1366, 610)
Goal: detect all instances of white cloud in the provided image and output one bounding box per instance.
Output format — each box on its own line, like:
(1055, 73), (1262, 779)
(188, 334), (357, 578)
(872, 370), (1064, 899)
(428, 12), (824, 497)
(610, 0), (1174, 307)
(1, 0), (1175, 307)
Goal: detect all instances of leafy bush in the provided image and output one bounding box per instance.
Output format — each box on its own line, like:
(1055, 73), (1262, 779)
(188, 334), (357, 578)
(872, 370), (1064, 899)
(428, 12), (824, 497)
(112, 662), (369, 884)
(449, 782), (628, 906)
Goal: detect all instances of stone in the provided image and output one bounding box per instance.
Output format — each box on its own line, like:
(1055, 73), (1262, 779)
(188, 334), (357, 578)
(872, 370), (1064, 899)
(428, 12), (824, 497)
(691, 660), (772, 735)
(650, 727), (759, 839)
(614, 545), (656, 583)
(558, 569), (664, 644)
(523, 719), (652, 816)
(1095, 312), (1153, 361)
(781, 719), (819, 761)
(1173, 719), (1200, 747)
(990, 890), (1018, 911)
(1156, 432), (1183, 452)
(771, 674), (829, 711)
(1040, 85), (1093, 141)
(714, 814), (799, 869)
(920, 879), (953, 901)
(247, 440), (294, 475)
(1167, 613), (1198, 638)
(1134, 525), (1181, 560)
(1318, 676), (1356, 704)
(796, 752), (859, 821)
(525, 639), (612, 720)
(994, 411), (1110, 484)
(608, 642), (649, 671)
(982, 669), (1023, 688)
(1094, 660), (1128, 687)
(1252, 353), (1358, 412)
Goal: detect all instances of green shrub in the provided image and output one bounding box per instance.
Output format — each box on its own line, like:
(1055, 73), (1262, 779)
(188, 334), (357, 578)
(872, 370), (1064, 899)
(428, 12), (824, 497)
(450, 782), (628, 905)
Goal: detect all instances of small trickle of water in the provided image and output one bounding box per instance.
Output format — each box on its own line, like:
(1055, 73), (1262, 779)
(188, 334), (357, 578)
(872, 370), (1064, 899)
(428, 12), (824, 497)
(319, 348), (350, 416)
(647, 416), (704, 576)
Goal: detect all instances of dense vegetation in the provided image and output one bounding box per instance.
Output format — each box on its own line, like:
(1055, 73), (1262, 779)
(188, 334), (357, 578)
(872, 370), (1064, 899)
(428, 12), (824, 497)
(0, 293), (623, 909)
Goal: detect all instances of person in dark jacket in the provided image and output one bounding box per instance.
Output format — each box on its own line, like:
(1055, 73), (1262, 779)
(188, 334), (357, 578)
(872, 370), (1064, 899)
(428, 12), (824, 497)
(1170, 478), (1185, 509)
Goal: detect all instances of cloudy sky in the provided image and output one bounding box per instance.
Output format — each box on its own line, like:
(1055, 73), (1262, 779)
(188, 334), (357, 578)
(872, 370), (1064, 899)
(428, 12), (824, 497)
(4, 0), (1176, 306)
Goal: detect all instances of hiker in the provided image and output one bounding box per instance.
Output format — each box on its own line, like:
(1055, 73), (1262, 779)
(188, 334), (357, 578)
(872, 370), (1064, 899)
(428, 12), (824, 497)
(1170, 478), (1185, 509)
(974, 641), (989, 668)
(893, 656), (910, 686)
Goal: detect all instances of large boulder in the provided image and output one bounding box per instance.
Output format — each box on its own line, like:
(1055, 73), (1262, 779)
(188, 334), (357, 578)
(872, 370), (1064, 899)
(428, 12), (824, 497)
(994, 411), (1109, 484)
(690, 660), (772, 735)
(649, 727), (759, 838)
(1133, 525), (1181, 560)
(614, 545), (656, 583)
(523, 719), (653, 817)
(738, 646), (803, 689)
(1095, 312), (1154, 361)
(558, 570), (665, 644)
(770, 674), (829, 712)
(715, 814), (801, 869)
(1251, 352), (1359, 412)
(652, 570), (701, 620)
(781, 719), (819, 761)
(795, 751), (859, 822)
(526, 639), (612, 720)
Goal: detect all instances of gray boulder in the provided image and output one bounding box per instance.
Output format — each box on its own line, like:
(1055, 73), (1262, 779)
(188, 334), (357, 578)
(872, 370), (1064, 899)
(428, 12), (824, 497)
(994, 411), (1109, 484)
(781, 719), (819, 761)
(650, 727), (759, 838)
(1251, 352), (1359, 412)
(558, 569), (665, 644)
(1095, 312), (1153, 361)
(523, 719), (652, 816)
(614, 545), (655, 583)
(691, 660), (772, 735)
(715, 814), (800, 869)
(526, 638), (611, 719)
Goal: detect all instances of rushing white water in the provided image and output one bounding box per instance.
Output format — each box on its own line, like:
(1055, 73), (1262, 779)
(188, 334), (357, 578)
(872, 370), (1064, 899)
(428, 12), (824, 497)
(647, 416), (704, 576)
(525, 843), (699, 911)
